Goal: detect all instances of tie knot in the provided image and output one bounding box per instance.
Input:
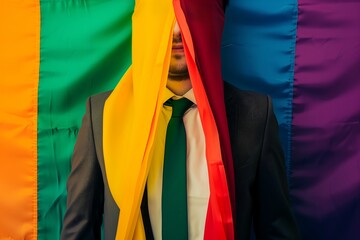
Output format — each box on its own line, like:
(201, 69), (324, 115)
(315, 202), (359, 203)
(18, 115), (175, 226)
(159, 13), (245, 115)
(165, 98), (193, 117)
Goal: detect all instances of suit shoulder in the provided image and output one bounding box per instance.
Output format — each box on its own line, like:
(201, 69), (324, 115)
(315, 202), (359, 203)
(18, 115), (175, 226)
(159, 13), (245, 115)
(224, 81), (269, 121)
(87, 90), (113, 123)
(89, 90), (112, 106)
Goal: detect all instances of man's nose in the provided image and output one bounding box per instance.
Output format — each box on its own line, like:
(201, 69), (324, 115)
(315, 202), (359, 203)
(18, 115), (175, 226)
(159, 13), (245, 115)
(173, 20), (181, 38)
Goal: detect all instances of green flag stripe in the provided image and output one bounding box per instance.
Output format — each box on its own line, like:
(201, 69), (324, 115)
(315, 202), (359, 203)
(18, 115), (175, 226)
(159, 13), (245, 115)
(38, 1), (134, 239)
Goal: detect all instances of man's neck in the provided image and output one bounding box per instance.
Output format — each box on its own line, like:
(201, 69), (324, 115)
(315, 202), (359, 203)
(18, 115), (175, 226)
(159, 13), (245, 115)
(166, 78), (192, 96)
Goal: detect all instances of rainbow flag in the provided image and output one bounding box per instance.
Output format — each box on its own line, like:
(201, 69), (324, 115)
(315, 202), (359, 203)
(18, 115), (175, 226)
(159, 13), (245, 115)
(0, 0), (359, 239)
(0, 1), (133, 239)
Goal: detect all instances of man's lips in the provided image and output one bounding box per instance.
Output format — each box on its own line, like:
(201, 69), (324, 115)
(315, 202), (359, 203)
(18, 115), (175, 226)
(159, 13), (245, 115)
(172, 45), (184, 52)
(172, 44), (183, 49)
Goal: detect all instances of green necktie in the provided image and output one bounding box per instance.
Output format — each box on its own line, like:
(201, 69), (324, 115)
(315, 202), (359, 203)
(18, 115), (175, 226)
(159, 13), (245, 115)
(162, 98), (193, 240)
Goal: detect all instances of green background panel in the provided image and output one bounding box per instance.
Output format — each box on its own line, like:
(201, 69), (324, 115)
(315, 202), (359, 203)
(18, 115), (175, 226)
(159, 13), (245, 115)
(38, 0), (134, 238)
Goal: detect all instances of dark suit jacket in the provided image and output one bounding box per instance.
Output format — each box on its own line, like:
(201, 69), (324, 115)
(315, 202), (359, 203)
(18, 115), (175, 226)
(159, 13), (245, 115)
(61, 82), (300, 240)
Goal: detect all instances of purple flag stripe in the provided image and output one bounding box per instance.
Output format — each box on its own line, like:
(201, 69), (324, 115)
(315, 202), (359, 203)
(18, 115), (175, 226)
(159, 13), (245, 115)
(292, 1), (360, 239)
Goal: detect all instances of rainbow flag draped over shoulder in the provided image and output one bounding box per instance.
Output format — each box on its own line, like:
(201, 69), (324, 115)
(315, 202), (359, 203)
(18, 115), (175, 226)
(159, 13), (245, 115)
(103, 0), (234, 238)
(0, 0), (359, 239)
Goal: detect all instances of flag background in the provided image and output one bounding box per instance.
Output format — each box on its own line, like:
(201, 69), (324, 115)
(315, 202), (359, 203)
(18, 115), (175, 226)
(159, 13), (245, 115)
(222, 0), (360, 239)
(0, 0), (359, 239)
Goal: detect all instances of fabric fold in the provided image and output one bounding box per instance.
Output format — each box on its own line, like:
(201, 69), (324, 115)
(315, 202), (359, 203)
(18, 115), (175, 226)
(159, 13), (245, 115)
(103, 0), (234, 238)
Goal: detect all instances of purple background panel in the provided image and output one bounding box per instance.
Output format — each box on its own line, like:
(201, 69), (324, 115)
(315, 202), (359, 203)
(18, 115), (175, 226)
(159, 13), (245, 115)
(292, 0), (360, 239)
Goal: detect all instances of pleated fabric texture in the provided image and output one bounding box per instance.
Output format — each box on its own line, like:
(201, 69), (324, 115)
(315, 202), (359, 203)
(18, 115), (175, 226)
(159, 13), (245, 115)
(103, 0), (233, 239)
(174, 1), (234, 239)
(178, 0), (236, 226)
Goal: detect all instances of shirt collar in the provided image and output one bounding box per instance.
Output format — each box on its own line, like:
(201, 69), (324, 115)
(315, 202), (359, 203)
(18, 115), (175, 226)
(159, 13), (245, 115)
(163, 87), (197, 105)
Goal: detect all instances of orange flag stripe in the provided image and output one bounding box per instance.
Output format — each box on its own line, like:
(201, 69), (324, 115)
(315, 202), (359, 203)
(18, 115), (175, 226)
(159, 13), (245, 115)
(0, 1), (40, 239)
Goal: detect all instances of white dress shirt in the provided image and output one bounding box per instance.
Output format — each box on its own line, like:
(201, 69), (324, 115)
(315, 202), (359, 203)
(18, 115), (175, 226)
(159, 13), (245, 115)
(147, 88), (210, 240)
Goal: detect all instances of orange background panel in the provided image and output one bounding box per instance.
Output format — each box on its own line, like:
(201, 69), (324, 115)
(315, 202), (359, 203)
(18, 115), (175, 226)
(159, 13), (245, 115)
(0, 0), (39, 239)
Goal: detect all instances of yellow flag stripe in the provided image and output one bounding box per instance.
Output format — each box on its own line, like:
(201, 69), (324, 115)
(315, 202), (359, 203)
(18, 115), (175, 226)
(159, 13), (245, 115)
(103, 1), (176, 238)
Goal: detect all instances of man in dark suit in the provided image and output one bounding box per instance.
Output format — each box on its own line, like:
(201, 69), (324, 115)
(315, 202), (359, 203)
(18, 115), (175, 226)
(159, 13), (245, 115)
(61, 0), (300, 239)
